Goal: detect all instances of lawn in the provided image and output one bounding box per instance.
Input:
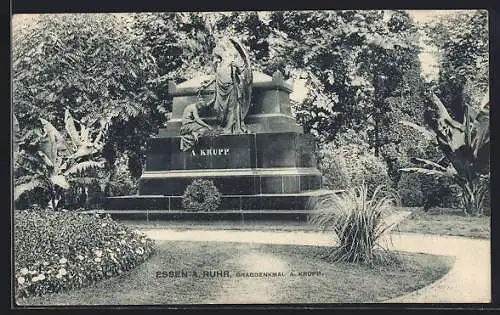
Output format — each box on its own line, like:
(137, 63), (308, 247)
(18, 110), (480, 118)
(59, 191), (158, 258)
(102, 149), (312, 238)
(119, 206), (491, 240)
(394, 207), (490, 239)
(120, 219), (319, 232)
(17, 240), (454, 305)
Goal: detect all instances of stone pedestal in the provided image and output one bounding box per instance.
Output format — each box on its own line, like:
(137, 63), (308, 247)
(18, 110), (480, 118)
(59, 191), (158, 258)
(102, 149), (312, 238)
(104, 71), (333, 220)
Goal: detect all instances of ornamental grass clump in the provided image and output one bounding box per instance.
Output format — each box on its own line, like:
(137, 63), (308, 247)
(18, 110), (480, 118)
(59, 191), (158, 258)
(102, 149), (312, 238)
(14, 209), (155, 299)
(309, 184), (399, 266)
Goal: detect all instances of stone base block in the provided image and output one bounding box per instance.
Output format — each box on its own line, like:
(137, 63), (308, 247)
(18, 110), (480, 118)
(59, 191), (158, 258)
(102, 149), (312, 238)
(104, 189), (335, 212)
(90, 210), (312, 221)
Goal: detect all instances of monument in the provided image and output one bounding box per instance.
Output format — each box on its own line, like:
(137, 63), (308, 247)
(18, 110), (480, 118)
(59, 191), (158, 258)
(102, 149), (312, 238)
(104, 38), (332, 220)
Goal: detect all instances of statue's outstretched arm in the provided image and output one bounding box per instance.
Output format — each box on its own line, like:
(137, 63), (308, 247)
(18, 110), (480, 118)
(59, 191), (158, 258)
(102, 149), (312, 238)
(193, 106), (212, 130)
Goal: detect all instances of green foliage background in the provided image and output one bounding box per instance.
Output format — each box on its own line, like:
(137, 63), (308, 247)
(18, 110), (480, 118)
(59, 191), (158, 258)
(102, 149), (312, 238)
(12, 10), (489, 210)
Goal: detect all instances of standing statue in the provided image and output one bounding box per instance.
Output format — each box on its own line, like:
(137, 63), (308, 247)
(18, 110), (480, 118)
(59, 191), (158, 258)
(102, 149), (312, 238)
(199, 38), (253, 134)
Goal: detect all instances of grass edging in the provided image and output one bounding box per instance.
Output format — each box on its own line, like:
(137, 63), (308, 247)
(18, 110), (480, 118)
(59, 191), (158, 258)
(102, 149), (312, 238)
(18, 240), (455, 305)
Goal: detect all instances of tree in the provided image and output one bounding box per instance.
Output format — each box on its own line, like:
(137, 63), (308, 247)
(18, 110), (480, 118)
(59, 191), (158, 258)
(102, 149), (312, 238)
(400, 90), (490, 216)
(265, 10), (422, 146)
(425, 10), (488, 122)
(12, 14), (165, 189)
(13, 14), (159, 130)
(132, 12), (216, 83)
(14, 109), (106, 210)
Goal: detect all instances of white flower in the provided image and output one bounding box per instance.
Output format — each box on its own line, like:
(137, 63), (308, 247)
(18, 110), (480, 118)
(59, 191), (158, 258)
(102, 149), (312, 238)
(94, 250), (103, 257)
(101, 223), (107, 227)
(135, 247), (144, 255)
(32, 276), (39, 282)
(38, 274), (46, 281)
(140, 239), (146, 243)
(56, 273), (62, 279)
(42, 261), (49, 266)
(58, 268), (67, 276)
(29, 270), (38, 275)
(59, 258), (67, 264)
(76, 255), (84, 261)
(18, 277), (25, 284)
(94, 257), (102, 263)
(20, 268), (28, 275)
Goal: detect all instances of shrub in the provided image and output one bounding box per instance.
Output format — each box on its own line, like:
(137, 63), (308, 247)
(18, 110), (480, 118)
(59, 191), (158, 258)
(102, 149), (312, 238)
(482, 184), (491, 215)
(356, 153), (392, 195)
(319, 149), (350, 191)
(397, 172), (424, 207)
(309, 185), (399, 266)
(14, 210), (155, 299)
(181, 179), (222, 212)
(396, 172), (464, 209)
(420, 175), (462, 210)
(104, 154), (139, 197)
(319, 142), (391, 195)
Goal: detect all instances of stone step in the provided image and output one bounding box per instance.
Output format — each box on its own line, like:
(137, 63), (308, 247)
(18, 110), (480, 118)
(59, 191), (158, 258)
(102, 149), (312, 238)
(105, 190), (336, 211)
(82, 209), (312, 221)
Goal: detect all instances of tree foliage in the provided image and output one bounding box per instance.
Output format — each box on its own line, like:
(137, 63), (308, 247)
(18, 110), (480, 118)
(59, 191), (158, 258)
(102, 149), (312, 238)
(400, 90), (490, 215)
(13, 14), (159, 129)
(14, 109), (106, 210)
(12, 11), (488, 213)
(12, 14), (165, 183)
(425, 10), (488, 122)
(263, 10), (422, 147)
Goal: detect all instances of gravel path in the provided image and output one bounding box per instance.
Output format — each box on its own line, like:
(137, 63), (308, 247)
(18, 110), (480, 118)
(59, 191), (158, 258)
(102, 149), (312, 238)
(137, 211), (490, 303)
(141, 229), (491, 303)
(207, 250), (290, 304)
(387, 233), (490, 303)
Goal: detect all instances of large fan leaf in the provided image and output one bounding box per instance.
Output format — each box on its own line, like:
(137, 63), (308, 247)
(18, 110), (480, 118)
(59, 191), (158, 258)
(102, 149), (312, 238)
(64, 160), (104, 176)
(14, 179), (45, 201)
(400, 167), (452, 177)
(37, 150), (54, 168)
(480, 86), (489, 109)
(80, 125), (90, 144)
(65, 108), (83, 148)
(51, 174), (70, 189)
(14, 175), (36, 185)
(39, 118), (60, 164)
(69, 176), (99, 185)
(69, 146), (98, 159)
(471, 109), (490, 158)
(410, 157), (449, 172)
(429, 93), (454, 121)
(93, 119), (108, 147)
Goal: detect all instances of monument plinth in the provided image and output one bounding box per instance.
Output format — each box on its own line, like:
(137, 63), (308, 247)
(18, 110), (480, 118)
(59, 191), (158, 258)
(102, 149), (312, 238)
(104, 39), (332, 220)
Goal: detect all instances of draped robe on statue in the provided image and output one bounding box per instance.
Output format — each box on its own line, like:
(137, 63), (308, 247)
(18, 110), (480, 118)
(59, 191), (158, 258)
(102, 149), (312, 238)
(213, 39), (252, 134)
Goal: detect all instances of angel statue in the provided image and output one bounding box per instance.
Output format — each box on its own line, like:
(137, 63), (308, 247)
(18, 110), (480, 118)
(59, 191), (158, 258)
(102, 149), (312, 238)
(198, 37), (253, 134)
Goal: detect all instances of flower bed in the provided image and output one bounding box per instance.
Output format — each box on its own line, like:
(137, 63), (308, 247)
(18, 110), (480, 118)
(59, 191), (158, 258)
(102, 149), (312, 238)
(14, 210), (155, 298)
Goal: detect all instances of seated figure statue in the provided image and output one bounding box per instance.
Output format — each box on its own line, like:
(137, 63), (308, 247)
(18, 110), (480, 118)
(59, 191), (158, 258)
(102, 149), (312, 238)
(179, 94), (213, 152)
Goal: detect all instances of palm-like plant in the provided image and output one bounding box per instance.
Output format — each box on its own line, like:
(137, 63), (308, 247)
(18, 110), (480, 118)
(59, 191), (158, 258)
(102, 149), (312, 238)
(308, 185), (399, 266)
(400, 88), (490, 216)
(14, 109), (107, 210)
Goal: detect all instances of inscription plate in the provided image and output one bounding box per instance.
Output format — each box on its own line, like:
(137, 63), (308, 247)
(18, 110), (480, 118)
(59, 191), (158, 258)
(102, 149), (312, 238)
(145, 134), (256, 171)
